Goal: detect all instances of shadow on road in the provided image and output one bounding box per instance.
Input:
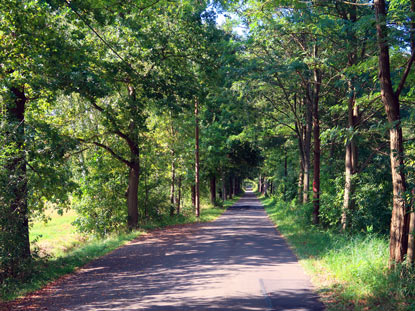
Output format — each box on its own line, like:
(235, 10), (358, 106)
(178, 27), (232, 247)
(15, 192), (324, 311)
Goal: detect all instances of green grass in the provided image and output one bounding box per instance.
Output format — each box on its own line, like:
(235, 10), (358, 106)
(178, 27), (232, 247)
(30, 209), (83, 257)
(2, 196), (240, 302)
(261, 195), (415, 311)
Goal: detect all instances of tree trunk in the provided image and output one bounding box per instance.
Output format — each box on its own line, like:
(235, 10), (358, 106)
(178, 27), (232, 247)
(210, 175), (216, 204)
(127, 163), (140, 229)
(283, 151), (288, 198)
(125, 85), (140, 229)
(232, 176), (236, 196)
(375, 0), (409, 266)
(264, 179), (269, 196)
(298, 156), (304, 202)
(170, 157), (176, 216)
(312, 46), (321, 225)
(258, 175), (262, 194)
(407, 0), (415, 265)
(195, 99), (200, 218)
(303, 97), (312, 204)
(6, 86), (31, 275)
(191, 185), (196, 207)
(144, 170), (149, 219)
(176, 176), (182, 215)
(222, 174), (227, 201)
(342, 81), (359, 230)
(228, 175), (233, 199)
(341, 4), (359, 230)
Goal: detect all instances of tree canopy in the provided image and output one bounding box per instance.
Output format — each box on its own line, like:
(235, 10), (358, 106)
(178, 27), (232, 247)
(2, 0), (415, 282)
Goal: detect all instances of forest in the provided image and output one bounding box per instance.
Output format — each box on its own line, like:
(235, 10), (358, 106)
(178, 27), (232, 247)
(2, 0), (415, 309)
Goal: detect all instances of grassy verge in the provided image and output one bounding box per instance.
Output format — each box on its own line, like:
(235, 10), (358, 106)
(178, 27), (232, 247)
(261, 195), (415, 311)
(30, 209), (83, 257)
(2, 196), (240, 302)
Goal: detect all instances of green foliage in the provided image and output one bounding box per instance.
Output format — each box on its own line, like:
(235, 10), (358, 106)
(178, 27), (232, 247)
(72, 149), (128, 237)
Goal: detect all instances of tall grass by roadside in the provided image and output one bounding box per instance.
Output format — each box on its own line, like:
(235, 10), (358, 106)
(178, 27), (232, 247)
(261, 195), (415, 311)
(2, 196), (240, 302)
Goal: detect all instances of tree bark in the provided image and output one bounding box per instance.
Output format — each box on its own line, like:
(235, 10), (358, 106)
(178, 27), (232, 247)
(222, 173), (227, 201)
(170, 156), (176, 216)
(210, 175), (216, 204)
(6, 86), (31, 275)
(375, 0), (409, 266)
(195, 99), (200, 217)
(144, 170), (149, 219)
(231, 176), (235, 196)
(228, 175), (233, 199)
(283, 150), (288, 198)
(258, 175), (262, 193)
(407, 0), (415, 265)
(126, 85), (140, 230)
(341, 4), (360, 230)
(264, 178), (269, 196)
(127, 163), (139, 229)
(176, 176), (182, 215)
(342, 81), (359, 230)
(298, 156), (304, 202)
(191, 185), (196, 207)
(303, 97), (312, 204)
(312, 46), (321, 225)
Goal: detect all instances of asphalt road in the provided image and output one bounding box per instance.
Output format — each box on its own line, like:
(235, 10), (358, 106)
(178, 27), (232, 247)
(15, 192), (324, 311)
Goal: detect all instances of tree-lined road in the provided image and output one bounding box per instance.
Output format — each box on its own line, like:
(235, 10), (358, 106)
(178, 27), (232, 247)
(17, 193), (324, 311)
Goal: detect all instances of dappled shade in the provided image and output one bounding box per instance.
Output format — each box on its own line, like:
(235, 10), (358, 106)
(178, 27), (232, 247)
(16, 193), (323, 311)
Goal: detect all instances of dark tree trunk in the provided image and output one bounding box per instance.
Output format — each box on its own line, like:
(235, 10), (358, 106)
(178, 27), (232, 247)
(375, 0), (409, 266)
(170, 157), (176, 217)
(191, 185), (196, 207)
(298, 156), (304, 202)
(210, 175), (216, 204)
(195, 100), (200, 217)
(408, 189), (415, 264)
(232, 176), (236, 196)
(408, 0), (415, 265)
(303, 97), (312, 204)
(126, 86), (140, 230)
(283, 151), (288, 198)
(228, 175), (233, 199)
(144, 170), (149, 219)
(176, 176), (182, 215)
(6, 86), (30, 275)
(312, 46), (321, 225)
(127, 163), (139, 229)
(222, 173), (227, 201)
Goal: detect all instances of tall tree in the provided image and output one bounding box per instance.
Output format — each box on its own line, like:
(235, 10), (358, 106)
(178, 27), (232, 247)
(374, 0), (415, 265)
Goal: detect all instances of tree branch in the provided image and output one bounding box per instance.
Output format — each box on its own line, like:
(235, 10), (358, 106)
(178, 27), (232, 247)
(78, 138), (132, 167)
(395, 50), (415, 98)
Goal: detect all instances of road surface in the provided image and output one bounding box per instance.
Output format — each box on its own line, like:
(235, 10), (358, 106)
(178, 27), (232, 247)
(15, 192), (324, 311)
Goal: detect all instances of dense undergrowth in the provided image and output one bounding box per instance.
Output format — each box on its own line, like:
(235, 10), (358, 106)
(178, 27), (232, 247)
(1, 196), (239, 302)
(261, 195), (415, 311)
